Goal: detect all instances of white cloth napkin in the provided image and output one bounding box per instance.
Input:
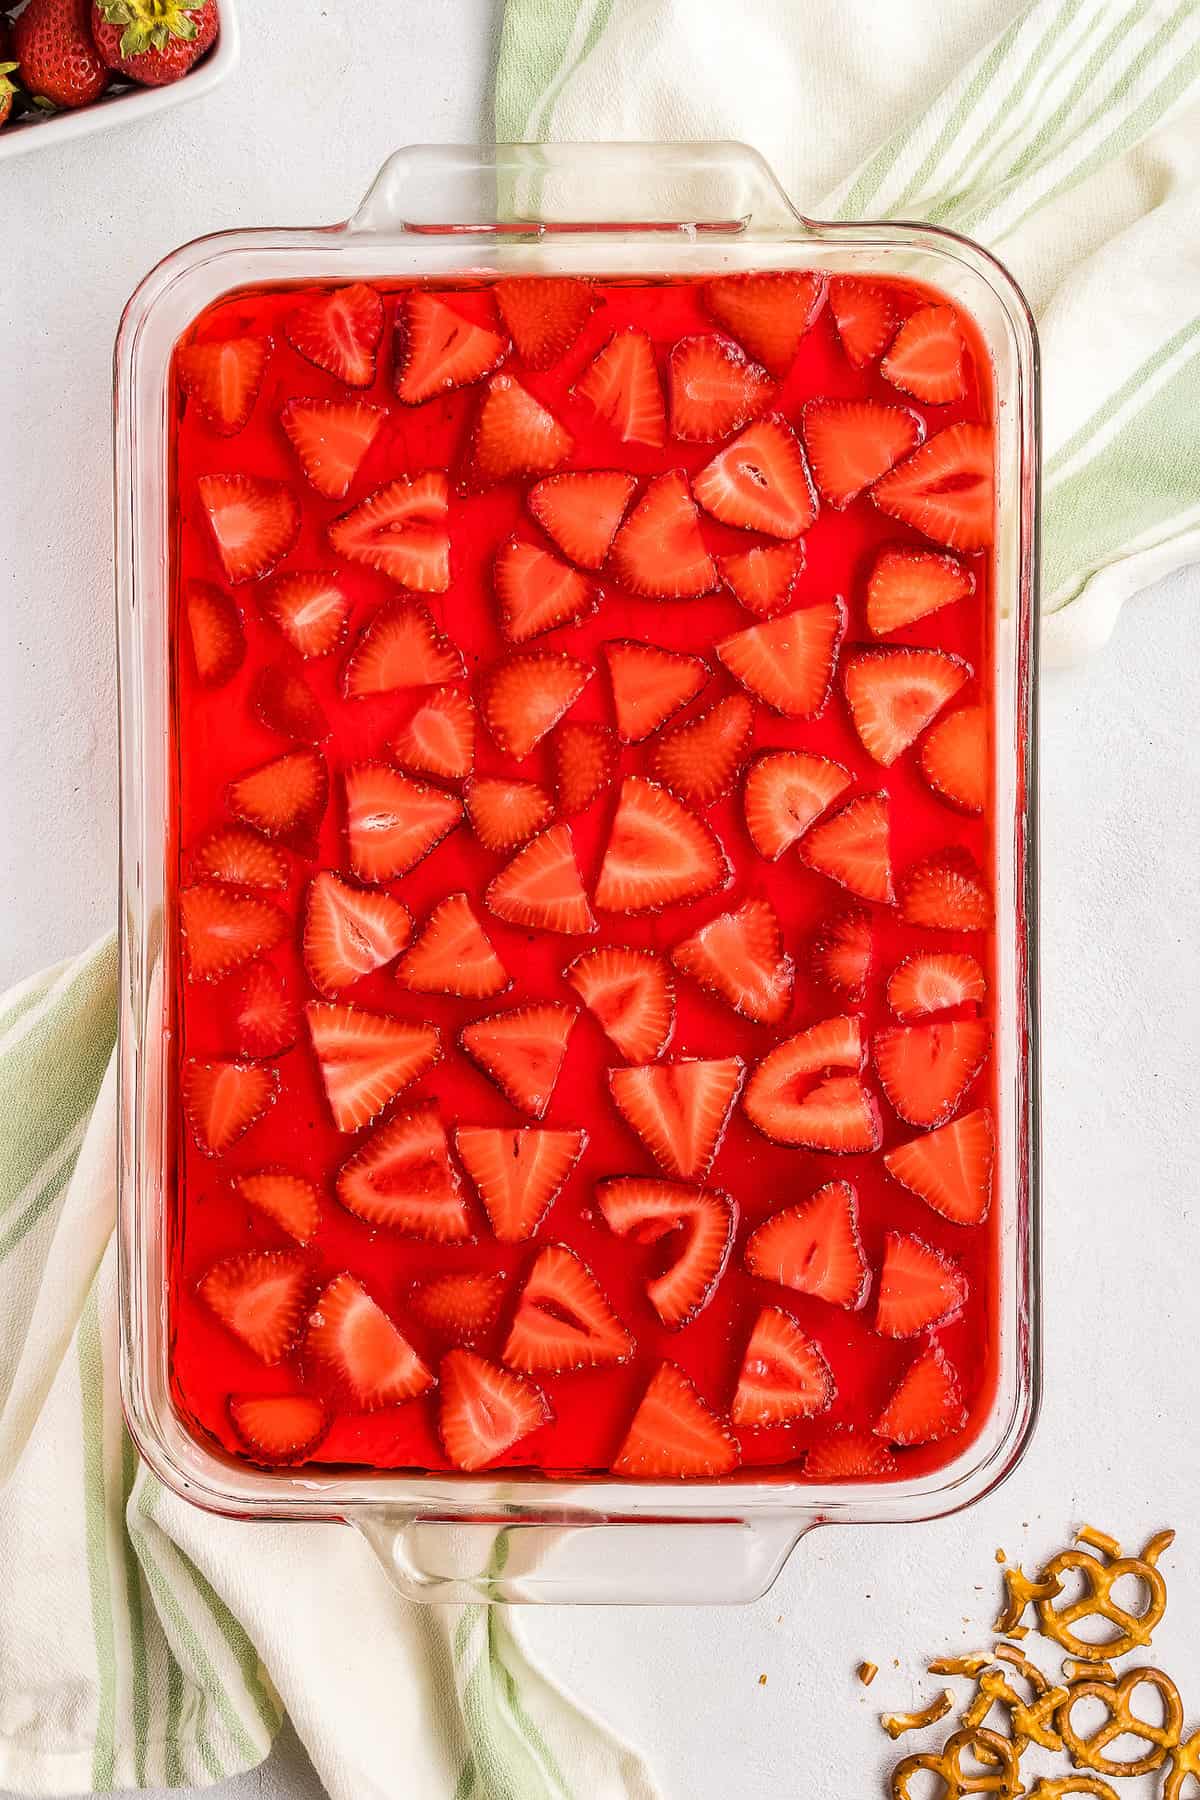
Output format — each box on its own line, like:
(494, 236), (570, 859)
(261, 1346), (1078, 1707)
(495, 0), (1200, 663)
(0, 938), (660, 1799)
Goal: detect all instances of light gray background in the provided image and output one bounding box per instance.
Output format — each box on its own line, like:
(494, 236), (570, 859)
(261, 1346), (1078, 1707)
(4, 2), (1199, 1795)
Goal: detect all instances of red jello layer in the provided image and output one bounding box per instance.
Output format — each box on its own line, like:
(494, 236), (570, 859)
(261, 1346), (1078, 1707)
(167, 269), (999, 1481)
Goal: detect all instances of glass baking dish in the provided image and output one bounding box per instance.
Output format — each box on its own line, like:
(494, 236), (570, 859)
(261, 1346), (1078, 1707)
(115, 142), (1040, 1605)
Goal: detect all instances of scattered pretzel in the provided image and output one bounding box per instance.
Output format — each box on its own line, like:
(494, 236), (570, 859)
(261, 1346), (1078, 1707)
(1056, 1666), (1183, 1777)
(1061, 1658), (1116, 1685)
(1020, 1780), (1118, 1799)
(1036, 1530), (1173, 1658)
(960, 1666), (1067, 1757)
(1075, 1525), (1122, 1560)
(930, 1652), (994, 1678)
(1163, 1729), (1200, 1800)
(994, 1564), (1062, 1634)
(882, 1690), (954, 1739)
(891, 1726), (1020, 1799)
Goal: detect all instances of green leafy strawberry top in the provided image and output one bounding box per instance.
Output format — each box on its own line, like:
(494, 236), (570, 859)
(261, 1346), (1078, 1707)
(96, 0), (205, 56)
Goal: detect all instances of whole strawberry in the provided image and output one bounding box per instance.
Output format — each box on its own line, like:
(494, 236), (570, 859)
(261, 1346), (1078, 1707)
(90, 0), (218, 87)
(13, 0), (109, 108)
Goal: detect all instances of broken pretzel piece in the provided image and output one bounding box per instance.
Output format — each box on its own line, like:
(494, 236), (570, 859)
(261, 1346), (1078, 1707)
(882, 1689), (954, 1739)
(994, 1564), (1061, 1634)
(892, 1726), (1020, 1799)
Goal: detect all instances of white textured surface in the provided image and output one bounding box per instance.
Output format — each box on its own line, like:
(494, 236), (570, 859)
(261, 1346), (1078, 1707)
(3, 4), (1200, 1796)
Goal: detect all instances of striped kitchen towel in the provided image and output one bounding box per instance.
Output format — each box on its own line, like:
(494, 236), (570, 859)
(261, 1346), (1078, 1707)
(495, 0), (1200, 663)
(0, 934), (659, 1799)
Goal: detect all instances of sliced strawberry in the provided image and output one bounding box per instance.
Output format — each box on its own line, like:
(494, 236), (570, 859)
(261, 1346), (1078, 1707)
(702, 271), (824, 376)
(228, 962), (297, 1058)
(888, 952), (986, 1022)
(595, 776), (730, 914)
(307, 1002), (441, 1133)
(875, 1233), (967, 1339)
(527, 470), (636, 570)
(343, 763), (462, 883)
(493, 277), (594, 370)
(336, 1105), (471, 1239)
(799, 792), (893, 904)
(179, 883), (286, 982)
(456, 1126), (586, 1242)
(572, 328), (666, 447)
(229, 1394), (326, 1464)
(743, 749), (851, 859)
(884, 1108), (994, 1226)
(494, 538), (595, 645)
(503, 1245), (633, 1372)
(744, 1180), (869, 1309)
(409, 1271), (507, 1343)
(279, 397), (385, 501)
(303, 871), (412, 996)
(828, 279), (894, 370)
(438, 1349), (551, 1471)
(197, 474), (301, 587)
(608, 471), (716, 600)
(667, 335), (774, 441)
(394, 289), (507, 404)
(258, 571), (353, 659)
(608, 1057), (744, 1181)
(192, 825), (289, 891)
(284, 282), (383, 387)
(881, 305), (966, 405)
(743, 1016), (881, 1153)
(595, 1177), (735, 1329)
(251, 664), (329, 743)
(671, 898), (794, 1026)
(731, 1307), (834, 1427)
(329, 471), (451, 594)
(874, 1340), (967, 1445)
(485, 824), (596, 936)
(464, 373), (573, 488)
(234, 1168), (320, 1245)
(719, 541), (805, 619)
(306, 1273), (434, 1408)
(563, 947), (675, 1064)
(396, 893), (509, 998)
(387, 687), (475, 785)
(866, 545), (975, 637)
(228, 748), (327, 850)
(650, 693), (754, 807)
(183, 1059), (278, 1157)
(804, 1428), (897, 1479)
(716, 599), (846, 718)
(800, 399), (923, 510)
(613, 1362), (738, 1478)
(178, 336), (271, 437)
(479, 649), (591, 759)
(343, 598), (464, 698)
(844, 647), (970, 767)
(464, 776), (554, 852)
(553, 721), (617, 815)
(899, 849), (992, 931)
(811, 906), (872, 1001)
(198, 1248), (307, 1363)
(872, 423), (995, 552)
(459, 1004), (576, 1119)
(874, 1018), (989, 1129)
(920, 706), (987, 814)
(184, 581), (244, 686)
(603, 640), (709, 743)
(693, 416), (817, 539)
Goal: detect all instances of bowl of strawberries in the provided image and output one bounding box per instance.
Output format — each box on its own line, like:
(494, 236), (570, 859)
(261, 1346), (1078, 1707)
(0, 0), (237, 156)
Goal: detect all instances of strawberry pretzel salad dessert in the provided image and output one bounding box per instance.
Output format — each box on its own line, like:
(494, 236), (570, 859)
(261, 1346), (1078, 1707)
(166, 266), (997, 1482)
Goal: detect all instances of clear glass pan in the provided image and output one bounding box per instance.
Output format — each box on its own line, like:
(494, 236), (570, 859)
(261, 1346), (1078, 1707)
(115, 143), (1040, 1604)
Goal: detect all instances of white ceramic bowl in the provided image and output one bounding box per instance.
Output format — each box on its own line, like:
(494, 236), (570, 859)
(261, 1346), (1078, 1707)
(0, 0), (238, 160)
